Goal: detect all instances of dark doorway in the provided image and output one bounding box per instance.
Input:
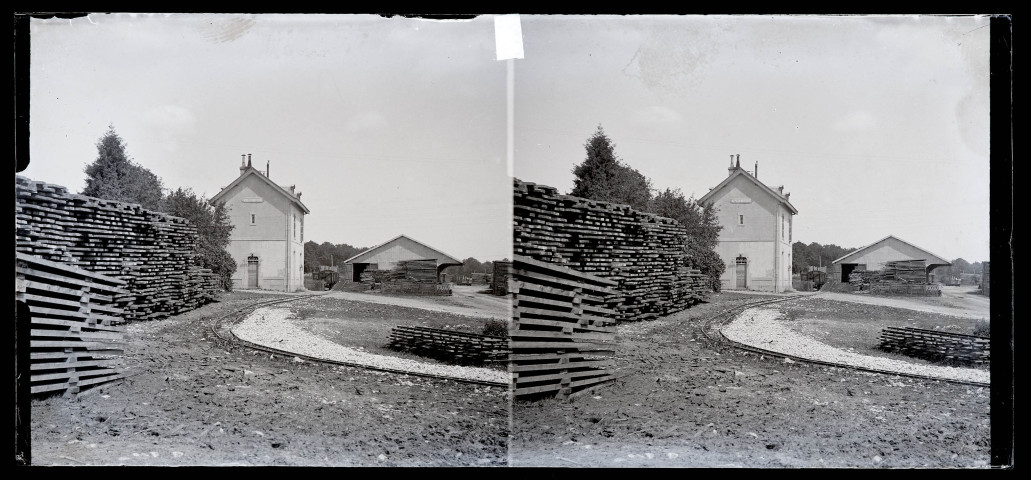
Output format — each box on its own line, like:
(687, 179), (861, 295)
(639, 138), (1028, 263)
(841, 263), (858, 282)
(352, 263), (368, 282)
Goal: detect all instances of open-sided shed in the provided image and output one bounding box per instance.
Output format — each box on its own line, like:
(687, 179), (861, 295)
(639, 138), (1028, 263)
(828, 235), (951, 284)
(340, 234), (462, 283)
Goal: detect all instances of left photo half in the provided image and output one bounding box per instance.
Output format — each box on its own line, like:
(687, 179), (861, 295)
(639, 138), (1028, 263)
(17, 13), (513, 467)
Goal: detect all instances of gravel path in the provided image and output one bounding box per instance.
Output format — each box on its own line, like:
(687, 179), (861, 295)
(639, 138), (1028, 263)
(232, 306), (509, 385)
(722, 307), (990, 385)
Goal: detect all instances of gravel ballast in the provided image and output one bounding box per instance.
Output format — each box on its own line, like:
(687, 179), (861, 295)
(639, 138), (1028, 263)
(232, 306), (509, 385)
(721, 307), (990, 385)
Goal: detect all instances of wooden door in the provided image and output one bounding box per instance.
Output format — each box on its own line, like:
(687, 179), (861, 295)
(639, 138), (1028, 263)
(247, 256), (259, 288)
(735, 256), (747, 289)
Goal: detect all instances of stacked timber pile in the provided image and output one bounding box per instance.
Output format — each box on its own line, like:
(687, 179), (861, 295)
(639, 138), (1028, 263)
(15, 176), (221, 321)
(384, 259), (438, 283)
(492, 261), (512, 296)
(849, 259), (940, 296)
(513, 179), (709, 322)
(879, 326), (989, 365)
(359, 269), (384, 289)
(981, 262), (990, 297)
(378, 259), (452, 296)
(388, 325), (508, 365)
(16, 253), (129, 396)
(510, 255), (620, 398)
(882, 260), (928, 283)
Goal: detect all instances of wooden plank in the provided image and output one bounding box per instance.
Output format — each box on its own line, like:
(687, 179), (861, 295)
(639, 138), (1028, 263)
(510, 359), (614, 373)
(32, 358), (124, 370)
(16, 252), (127, 285)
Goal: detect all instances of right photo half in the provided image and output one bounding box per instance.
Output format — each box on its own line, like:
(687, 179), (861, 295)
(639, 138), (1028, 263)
(507, 14), (994, 468)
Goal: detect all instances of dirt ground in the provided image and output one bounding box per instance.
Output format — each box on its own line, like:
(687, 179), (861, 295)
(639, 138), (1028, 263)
(27, 290), (509, 467)
(25, 287), (993, 468)
(509, 291), (991, 468)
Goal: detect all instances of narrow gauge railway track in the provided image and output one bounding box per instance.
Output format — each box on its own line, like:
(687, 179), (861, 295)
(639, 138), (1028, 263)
(699, 294), (991, 389)
(208, 294), (508, 388)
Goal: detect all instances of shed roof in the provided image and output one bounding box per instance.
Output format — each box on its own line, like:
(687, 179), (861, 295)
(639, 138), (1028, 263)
(343, 234), (463, 266)
(831, 235), (952, 267)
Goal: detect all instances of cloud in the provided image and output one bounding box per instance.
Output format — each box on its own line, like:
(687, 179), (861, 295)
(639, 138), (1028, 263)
(143, 104), (197, 137)
(345, 111), (389, 132)
(140, 105), (197, 154)
(631, 105), (685, 126)
(832, 110), (876, 131)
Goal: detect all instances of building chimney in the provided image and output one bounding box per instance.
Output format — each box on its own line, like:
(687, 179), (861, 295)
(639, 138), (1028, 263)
(240, 154), (247, 174)
(728, 155), (736, 176)
(785, 192), (790, 201)
(755, 162), (758, 179)
(247, 154), (252, 168)
(290, 185), (295, 193)
(736, 154), (740, 169)
(778, 186), (784, 194)
(266, 161), (270, 178)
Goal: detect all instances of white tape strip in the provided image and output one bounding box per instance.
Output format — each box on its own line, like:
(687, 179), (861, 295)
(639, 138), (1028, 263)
(494, 14), (524, 61)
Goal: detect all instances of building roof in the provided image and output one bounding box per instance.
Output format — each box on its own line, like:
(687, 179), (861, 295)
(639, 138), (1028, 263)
(698, 165), (798, 215)
(343, 234), (463, 266)
(831, 235), (952, 266)
(209, 165), (310, 214)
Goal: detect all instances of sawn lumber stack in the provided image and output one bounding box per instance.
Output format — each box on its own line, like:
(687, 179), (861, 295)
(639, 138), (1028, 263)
(878, 326), (989, 365)
(510, 255), (620, 398)
(16, 253), (129, 396)
(513, 179), (708, 322)
(848, 259), (940, 296)
(15, 176), (220, 322)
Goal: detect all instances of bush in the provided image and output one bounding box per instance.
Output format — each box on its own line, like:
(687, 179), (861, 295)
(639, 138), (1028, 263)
(972, 319), (990, 338)
(482, 319), (509, 338)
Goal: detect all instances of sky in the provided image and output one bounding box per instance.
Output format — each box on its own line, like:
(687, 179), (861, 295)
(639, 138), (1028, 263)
(512, 15), (993, 263)
(26, 14), (993, 264)
(27, 13), (512, 262)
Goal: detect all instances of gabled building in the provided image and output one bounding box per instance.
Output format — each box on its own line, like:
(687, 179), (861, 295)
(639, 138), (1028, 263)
(827, 235), (952, 284)
(210, 155), (309, 292)
(340, 234), (463, 283)
(698, 155), (798, 292)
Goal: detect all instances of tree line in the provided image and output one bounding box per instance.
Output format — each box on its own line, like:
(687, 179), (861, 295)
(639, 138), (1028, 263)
(442, 257), (499, 281)
(790, 242), (856, 274)
(80, 126), (236, 290)
(302, 241), (365, 273)
(568, 125), (725, 290)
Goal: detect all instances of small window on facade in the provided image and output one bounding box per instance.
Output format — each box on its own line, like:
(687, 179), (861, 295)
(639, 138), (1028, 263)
(293, 214), (297, 239)
(739, 214), (744, 225)
(250, 213), (256, 225)
(782, 215), (785, 240)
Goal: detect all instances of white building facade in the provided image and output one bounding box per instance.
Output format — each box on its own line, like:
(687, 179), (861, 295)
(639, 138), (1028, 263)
(210, 156), (309, 292)
(698, 157), (797, 293)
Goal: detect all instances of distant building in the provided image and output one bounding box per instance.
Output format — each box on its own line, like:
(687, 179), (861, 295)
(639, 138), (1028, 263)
(826, 235), (951, 284)
(340, 234), (463, 283)
(699, 155), (797, 292)
(210, 155), (309, 292)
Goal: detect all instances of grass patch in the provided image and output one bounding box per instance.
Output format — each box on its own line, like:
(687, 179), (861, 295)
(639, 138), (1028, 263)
(283, 296), (498, 366)
(772, 297), (985, 368)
